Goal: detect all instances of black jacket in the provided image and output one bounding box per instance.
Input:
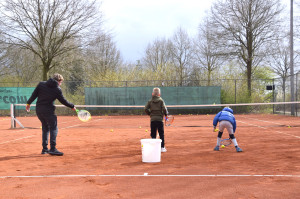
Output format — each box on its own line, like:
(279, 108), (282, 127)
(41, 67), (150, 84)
(27, 78), (74, 114)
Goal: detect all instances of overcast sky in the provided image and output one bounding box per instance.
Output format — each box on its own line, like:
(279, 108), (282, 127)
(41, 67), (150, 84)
(101, 0), (293, 63)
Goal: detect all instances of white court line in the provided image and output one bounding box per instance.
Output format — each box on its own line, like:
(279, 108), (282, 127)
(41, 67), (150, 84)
(0, 174), (299, 179)
(59, 118), (103, 129)
(0, 135), (36, 145)
(0, 118), (103, 145)
(240, 116), (286, 126)
(238, 120), (300, 139)
(239, 115), (300, 127)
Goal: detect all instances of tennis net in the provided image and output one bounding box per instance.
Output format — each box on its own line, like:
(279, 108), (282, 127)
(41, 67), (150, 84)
(10, 101), (300, 128)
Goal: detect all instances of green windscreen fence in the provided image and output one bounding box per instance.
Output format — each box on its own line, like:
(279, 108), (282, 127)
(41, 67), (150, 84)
(0, 87), (36, 110)
(85, 86), (221, 107)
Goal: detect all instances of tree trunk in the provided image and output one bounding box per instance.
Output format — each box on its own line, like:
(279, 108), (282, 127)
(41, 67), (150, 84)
(283, 78), (286, 114)
(42, 65), (50, 81)
(247, 61), (252, 97)
(207, 70), (211, 86)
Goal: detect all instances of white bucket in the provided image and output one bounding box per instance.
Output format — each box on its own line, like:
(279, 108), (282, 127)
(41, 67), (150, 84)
(140, 139), (162, 163)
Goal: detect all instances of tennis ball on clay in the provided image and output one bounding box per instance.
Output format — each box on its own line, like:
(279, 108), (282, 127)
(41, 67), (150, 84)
(221, 145), (225, 148)
(40, 126), (42, 128)
(287, 125), (291, 128)
(145, 129), (148, 132)
(110, 129), (114, 132)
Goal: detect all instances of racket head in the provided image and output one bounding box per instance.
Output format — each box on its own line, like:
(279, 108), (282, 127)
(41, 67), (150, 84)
(220, 138), (232, 146)
(165, 115), (174, 126)
(77, 110), (92, 122)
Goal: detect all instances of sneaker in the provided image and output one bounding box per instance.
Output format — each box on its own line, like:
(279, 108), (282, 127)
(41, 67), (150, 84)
(214, 146), (220, 151)
(236, 147), (243, 152)
(161, 147), (167, 152)
(41, 149), (49, 154)
(49, 148), (64, 156)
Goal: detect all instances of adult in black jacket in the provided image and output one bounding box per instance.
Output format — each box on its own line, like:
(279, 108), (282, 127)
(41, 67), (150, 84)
(26, 73), (76, 156)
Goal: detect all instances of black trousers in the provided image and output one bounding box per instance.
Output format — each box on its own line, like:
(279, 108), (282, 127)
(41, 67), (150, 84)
(150, 121), (165, 148)
(37, 112), (58, 150)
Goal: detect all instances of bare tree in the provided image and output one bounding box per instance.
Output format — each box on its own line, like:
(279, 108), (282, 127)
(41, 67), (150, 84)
(0, 0), (102, 80)
(194, 17), (224, 85)
(86, 32), (123, 80)
(211, 0), (283, 96)
(6, 46), (41, 81)
(0, 48), (11, 78)
(269, 40), (289, 100)
(143, 37), (171, 72)
(169, 27), (193, 86)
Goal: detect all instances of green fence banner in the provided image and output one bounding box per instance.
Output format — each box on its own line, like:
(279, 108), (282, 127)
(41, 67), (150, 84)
(85, 86), (221, 107)
(0, 87), (36, 110)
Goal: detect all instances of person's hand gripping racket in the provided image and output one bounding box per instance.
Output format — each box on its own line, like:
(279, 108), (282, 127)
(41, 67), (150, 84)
(165, 115), (174, 126)
(26, 104), (31, 112)
(73, 107), (92, 122)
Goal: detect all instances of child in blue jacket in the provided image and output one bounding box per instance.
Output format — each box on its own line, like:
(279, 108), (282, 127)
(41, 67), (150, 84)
(213, 107), (243, 152)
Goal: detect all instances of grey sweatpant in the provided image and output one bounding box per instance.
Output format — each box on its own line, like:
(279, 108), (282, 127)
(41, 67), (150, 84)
(219, 120), (234, 134)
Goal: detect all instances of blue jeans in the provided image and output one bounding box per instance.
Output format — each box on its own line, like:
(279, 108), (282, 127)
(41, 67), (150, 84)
(37, 112), (58, 150)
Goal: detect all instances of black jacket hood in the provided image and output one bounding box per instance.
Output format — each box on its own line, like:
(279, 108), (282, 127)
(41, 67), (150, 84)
(45, 78), (59, 88)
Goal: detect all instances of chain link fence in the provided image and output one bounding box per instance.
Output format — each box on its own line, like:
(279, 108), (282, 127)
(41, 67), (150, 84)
(1, 73), (300, 116)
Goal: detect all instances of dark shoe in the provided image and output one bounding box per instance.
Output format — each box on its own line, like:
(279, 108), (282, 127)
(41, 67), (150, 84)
(214, 146), (220, 151)
(236, 146), (243, 152)
(41, 149), (49, 154)
(49, 148), (64, 156)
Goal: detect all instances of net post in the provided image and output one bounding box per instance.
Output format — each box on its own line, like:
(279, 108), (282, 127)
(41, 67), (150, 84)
(10, 104), (25, 129)
(10, 104), (15, 129)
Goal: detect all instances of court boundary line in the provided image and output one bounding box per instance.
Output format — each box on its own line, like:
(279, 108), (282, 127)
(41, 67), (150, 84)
(240, 115), (300, 127)
(238, 120), (300, 139)
(0, 174), (299, 179)
(0, 118), (103, 145)
(0, 135), (36, 145)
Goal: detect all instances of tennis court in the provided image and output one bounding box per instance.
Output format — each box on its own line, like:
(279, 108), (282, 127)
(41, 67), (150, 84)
(0, 112), (299, 198)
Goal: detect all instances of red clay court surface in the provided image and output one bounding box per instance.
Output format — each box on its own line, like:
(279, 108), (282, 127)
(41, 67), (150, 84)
(0, 114), (299, 199)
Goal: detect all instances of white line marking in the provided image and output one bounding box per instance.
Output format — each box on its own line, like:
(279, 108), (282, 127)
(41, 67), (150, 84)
(239, 115), (300, 127)
(0, 118), (103, 145)
(0, 174), (299, 179)
(0, 135), (36, 145)
(60, 118), (103, 129)
(241, 117), (285, 126)
(238, 120), (300, 139)
(6, 129), (26, 133)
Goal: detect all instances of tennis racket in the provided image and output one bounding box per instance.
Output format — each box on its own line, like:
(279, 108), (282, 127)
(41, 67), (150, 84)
(220, 138), (232, 146)
(165, 115), (174, 126)
(76, 109), (92, 122)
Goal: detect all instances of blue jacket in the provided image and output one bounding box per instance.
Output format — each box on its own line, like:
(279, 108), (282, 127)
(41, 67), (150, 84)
(213, 107), (236, 132)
